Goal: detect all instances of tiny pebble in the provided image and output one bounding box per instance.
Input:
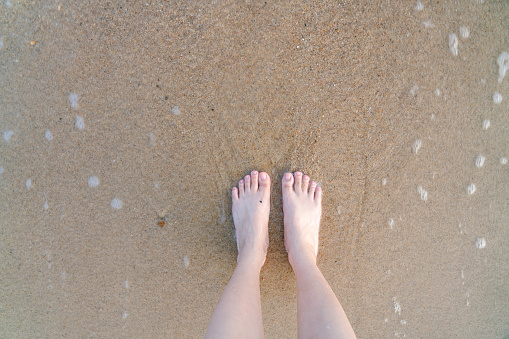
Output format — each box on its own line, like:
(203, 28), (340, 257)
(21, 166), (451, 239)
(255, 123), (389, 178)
(500, 157), (507, 165)
(482, 119), (490, 130)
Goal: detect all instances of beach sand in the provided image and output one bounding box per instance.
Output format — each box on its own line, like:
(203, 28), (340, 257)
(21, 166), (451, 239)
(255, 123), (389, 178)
(1, 0), (508, 337)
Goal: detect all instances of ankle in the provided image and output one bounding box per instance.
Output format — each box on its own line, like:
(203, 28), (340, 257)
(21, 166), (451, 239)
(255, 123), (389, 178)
(288, 249), (317, 273)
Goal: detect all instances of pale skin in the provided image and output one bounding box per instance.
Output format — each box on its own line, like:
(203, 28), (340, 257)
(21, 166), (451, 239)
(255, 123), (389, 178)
(205, 171), (357, 339)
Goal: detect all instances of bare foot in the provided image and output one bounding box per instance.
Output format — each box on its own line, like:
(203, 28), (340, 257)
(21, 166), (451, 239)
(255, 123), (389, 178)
(282, 171), (322, 269)
(232, 170), (271, 269)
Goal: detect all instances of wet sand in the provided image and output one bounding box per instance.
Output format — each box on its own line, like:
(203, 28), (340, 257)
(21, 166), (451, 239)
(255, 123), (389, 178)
(1, 0), (508, 337)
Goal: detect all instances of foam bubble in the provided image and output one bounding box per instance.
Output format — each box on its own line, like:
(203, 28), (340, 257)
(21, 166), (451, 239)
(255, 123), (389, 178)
(423, 21), (434, 28)
(393, 297), (402, 315)
(75, 115), (85, 130)
(467, 183), (476, 195)
(415, 1), (423, 11)
(459, 26), (470, 39)
(482, 119), (490, 130)
(412, 140), (422, 154)
(500, 157), (507, 165)
(417, 186), (428, 201)
(111, 198), (123, 210)
(475, 155), (485, 168)
(3, 130), (14, 143)
(45, 129), (53, 141)
(493, 92), (502, 104)
(497, 52), (509, 83)
(409, 85), (419, 96)
(69, 93), (79, 109)
(26, 178), (32, 190)
(88, 176), (100, 188)
(171, 106), (181, 116)
(449, 33), (459, 57)
(475, 237), (486, 249)
(388, 218), (394, 229)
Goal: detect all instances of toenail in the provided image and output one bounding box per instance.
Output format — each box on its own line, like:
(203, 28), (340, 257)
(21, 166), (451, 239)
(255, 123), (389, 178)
(260, 172), (267, 180)
(285, 173), (292, 180)
(252, 170), (258, 175)
(295, 172), (302, 176)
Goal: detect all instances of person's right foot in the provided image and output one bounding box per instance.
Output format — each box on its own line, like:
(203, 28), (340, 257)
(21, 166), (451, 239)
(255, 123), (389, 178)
(282, 171), (322, 269)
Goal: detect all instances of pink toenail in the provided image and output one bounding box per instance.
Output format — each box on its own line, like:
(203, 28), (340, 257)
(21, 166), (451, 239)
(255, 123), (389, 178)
(260, 172), (267, 180)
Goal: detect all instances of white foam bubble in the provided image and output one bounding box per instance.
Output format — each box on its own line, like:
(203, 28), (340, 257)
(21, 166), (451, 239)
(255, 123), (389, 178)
(388, 218), (394, 229)
(423, 20), (434, 28)
(69, 93), (79, 109)
(497, 52), (509, 83)
(475, 237), (486, 249)
(26, 178), (32, 190)
(409, 85), (419, 96)
(111, 198), (123, 210)
(3, 130), (14, 143)
(459, 26), (470, 39)
(449, 33), (459, 57)
(75, 115), (85, 130)
(412, 139), (422, 154)
(467, 183), (476, 195)
(417, 186), (428, 201)
(45, 129), (53, 141)
(393, 297), (402, 315)
(415, 1), (423, 11)
(88, 176), (100, 188)
(184, 255), (190, 268)
(475, 155), (485, 168)
(493, 92), (502, 104)
(482, 119), (491, 130)
(171, 106), (181, 116)
(500, 157), (507, 165)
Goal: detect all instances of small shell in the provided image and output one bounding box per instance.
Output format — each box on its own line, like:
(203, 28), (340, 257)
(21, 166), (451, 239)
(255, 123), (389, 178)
(157, 220), (165, 227)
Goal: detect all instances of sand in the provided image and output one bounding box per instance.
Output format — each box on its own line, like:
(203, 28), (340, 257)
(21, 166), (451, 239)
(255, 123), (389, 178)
(1, 0), (508, 337)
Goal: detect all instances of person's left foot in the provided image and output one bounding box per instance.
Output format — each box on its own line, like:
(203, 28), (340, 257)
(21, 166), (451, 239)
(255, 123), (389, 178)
(232, 171), (271, 269)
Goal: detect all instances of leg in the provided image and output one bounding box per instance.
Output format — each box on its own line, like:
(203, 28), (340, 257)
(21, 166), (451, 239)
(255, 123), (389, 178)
(282, 172), (357, 339)
(205, 171), (270, 339)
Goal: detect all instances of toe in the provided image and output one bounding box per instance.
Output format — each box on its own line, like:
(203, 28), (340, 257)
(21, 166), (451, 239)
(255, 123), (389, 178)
(302, 175), (310, 193)
(244, 175), (251, 192)
(309, 180), (316, 197)
(315, 186), (322, 203)
(251, 170), (259, 191)
(232, 186), (239, 201)
(282, 172), (294, 193)
(258, 172), (271, 192)
(239, 179), (245, 196)
(294, 171), (303, 192)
